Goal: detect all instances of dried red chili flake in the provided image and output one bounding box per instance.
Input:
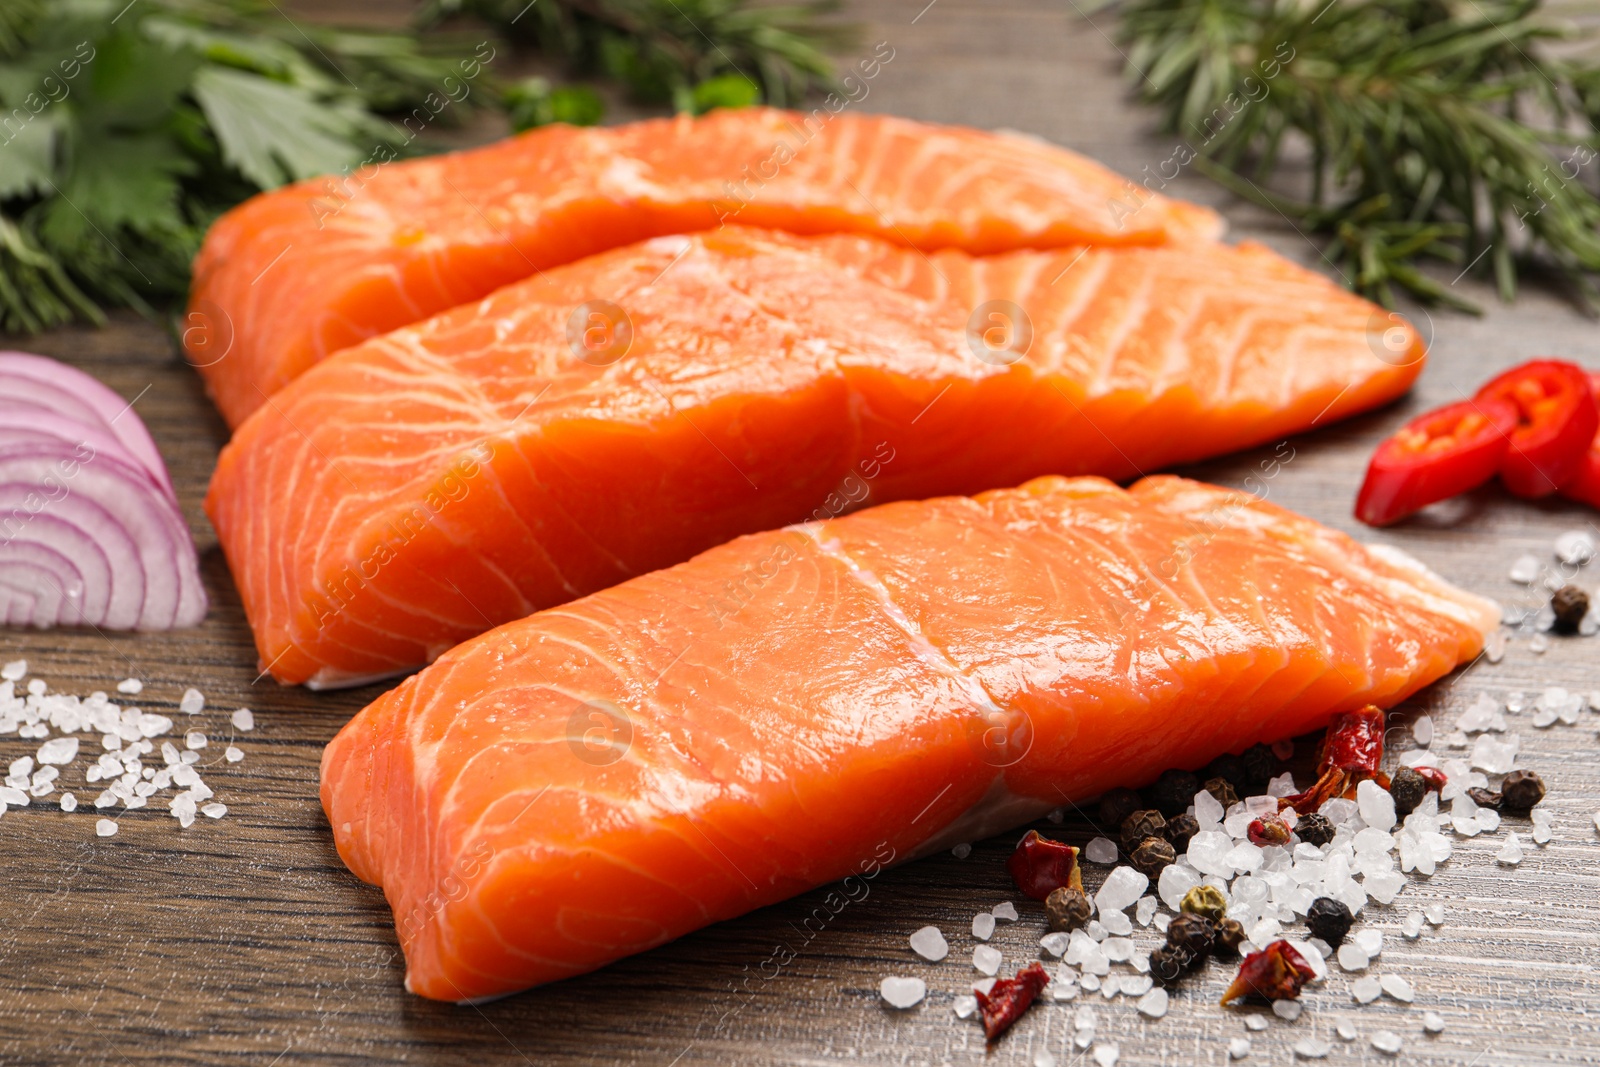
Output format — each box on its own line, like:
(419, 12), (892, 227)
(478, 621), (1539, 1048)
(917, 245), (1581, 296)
(1006, 830), (1082, 901)
(1280, 706), (1389, 814)
(1247, 812), (1292, 847)
(976, 961), (1050, 1041)
(1414, 765), (1448, 793)
(1220, 940), (1318, 1006)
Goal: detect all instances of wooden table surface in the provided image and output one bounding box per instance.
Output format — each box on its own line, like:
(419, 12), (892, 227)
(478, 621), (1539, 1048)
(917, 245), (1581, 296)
(3, 2), (1599, 1065)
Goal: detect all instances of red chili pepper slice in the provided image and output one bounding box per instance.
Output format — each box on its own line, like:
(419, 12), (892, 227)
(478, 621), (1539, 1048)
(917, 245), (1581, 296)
(1474, 359), (1598, 498)
(976, 962), (1050, 1041)
(1558, 371), (1600, 508)
(1354, 398), (1518, 525)
(1005, 830), (1082, 901)
(1220, 940), (1317, 1005)
(1414, 765), (1448, 793)
(1280, 706), (1388, 814)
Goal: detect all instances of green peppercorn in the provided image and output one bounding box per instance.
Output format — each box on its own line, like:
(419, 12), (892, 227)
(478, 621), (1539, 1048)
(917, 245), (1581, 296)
(1213, 917), (1246, 958)
(1180, 884), (1227, 924)
(1149, 769), (1200, 817)
(1166, 912), (1216, 958)
(1098, 787), (1144, 831)
(1240, 743), (1277, 789)
(1306, 896), (1354, 947)
(1203, 776), (1239, 809)
(1149, 942), (1195, 985)
(1551, 584), (1589, 633)
(1466, 786), (1503, 811)
(1204, 753), (1247, 787)
(1163, 812), (1199, 852)
(1120, 809), (1166, 852)
(1130, 835), (1176, 877)
(1388, 766), (1428, 817)
(1045, 885), (1093, 932)
(1293, 812), (1334, 847)
(1500, 769), (1546, 813)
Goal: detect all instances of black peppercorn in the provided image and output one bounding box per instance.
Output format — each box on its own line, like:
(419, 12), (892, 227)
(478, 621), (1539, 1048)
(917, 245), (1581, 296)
(1466, 786), (1503, 811)
(1163, 812), (1200, 852)
(1203, 776), (1239, 809)
(1204, 753), (1247, 787)
(1098, 787), (1144, 831)
(1306, 896), (1354, 947)
(1149, 942), (1195, 985)
(1388, 766), (1428, 817)
(1149, 769), (1200, 817)
(1213, 917), (1246, 958)
(1130, 835), (1176, 877)
(1500, 769), (1546, 813)
(1045, 885), (1093, 932)
(1120, 809), (1167, 852)
(1166, 912), (1216, 958)
(1551, 584), (1589, 633)
(1293, 812), (1334, 847)
(1240, 743), (1277, 790)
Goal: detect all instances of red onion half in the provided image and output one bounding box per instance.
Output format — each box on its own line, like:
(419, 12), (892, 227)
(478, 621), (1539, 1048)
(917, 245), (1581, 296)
(0, 354), (205, 630)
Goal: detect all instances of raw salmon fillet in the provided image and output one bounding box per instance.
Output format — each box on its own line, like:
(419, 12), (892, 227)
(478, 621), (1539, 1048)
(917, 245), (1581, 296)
(320, 474), (1497, 1000)
(208, 227), (1424, 688)
(187, 108), (1223, 427)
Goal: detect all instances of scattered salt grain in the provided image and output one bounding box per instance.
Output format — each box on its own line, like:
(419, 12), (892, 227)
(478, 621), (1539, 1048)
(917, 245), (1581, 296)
(1094, 865), (1148, 913)
(909, 925), (948, 962)
(1085, 836), (1118, 864)
(1424, 904), (1446, 925)
(1158, 863), (1200, 909)
(179, 688), (205, 715)
(973, 945), (1002, 975)
(36, 737), (78, 766)
(232, 708), (255, 731)
(1267, 771), (1297, 798)
(95, 818), (118, 837)
(1471, 734), (1519, 775)
(952, 843), (972, 859)
(973, 977), (997, 996)
(1371, 1030), (1402, 1055)
(1356, 779), (1397, 832)
(1100, 909), (1132, 936)
(1337, 944), (1369, 972)
(1413, 716), (1434, 746)
(1034, 1051), (1056, 1067)
(991, 901), (1018, 923)
(185, 731), (207, 750)
(878, 976), (926, 1009)
(1402, 911), (1424, 939)
(1555, 529), (1595, 564)
(1092, 1044), (1119, 1067)
(1228, 1038), (1250, 1060)
(1497, 831), (1525, 865)
(1040, 932), (1070, 959)
(225, 746), (244, 763)
(972, 911), (996, 940)
(1243, 1015), (1268, 1032)
(1272, 998), (1303, 1021)
(1080, 973), (1101, 992)
(1136, 987), (1168, 1018)
(1422, 1011), (1445, 1033)
(1292, 1038), (1330, 1059)
(201, 802), (227, 819)
(1379, 974), (1414, 1002)
(1508, 554), (1541, 583)
(1485, 630), (1506, 662)
(1335, 1019), (1357, 1041)
(1530, 634), (1549, 654)
(1353, 929), (1383, 957)
(0, 659), (23, 681)
(115, 678), (142, 695)
(1099, 974), (1122, 998)
(953, 994), (978, 1019)
(59, 793), (76, 812)
(1351, 976), (1382, 1003)
(1135, 896), (1158, 926)
(1121, 975), (1152, 997)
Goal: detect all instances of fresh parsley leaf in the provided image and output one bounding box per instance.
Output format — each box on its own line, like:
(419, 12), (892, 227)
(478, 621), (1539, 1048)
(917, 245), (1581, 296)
(192, 66), (372, 189)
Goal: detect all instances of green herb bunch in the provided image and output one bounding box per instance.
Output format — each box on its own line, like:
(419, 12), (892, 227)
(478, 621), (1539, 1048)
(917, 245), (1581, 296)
(0, 0), (493, 332)
(422, 0), (851, 113)
(1111, 0), (1600, 311)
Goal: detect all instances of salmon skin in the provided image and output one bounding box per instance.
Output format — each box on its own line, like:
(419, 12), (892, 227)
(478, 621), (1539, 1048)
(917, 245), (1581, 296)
(186, 108), (1223, 428)
(320, 474), (1497, 1001)
(207, 227), (1424, 688)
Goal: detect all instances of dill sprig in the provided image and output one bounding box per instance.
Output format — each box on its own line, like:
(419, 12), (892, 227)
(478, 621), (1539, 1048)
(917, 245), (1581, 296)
(1110, 0), (1600, 312)
(420, 0), (853, 112)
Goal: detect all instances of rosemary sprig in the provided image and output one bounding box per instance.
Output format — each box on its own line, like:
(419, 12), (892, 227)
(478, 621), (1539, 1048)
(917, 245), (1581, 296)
(1110, 0), (1600, 312)
(421, 0), (852, 111)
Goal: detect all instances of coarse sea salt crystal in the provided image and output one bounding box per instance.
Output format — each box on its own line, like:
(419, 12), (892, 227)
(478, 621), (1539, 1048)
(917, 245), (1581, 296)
(1485, 630), (1507, 662)
(1159, 864), (1199, 909)
(1136, 987), (1168, 1018)
(1413, 716), (1434, 746)
(1555, 529), (1595, 564)
(0, 659), (24, 681)
(1356, 779), (1397, 832)
(95, 818), (118, 837)
(1080, 973), (1101, 992)
(1402, 911), (1424, 939)
(1351, 975), (1382, 1003)
(1094, 865), (1148, 912)
(1121, 975), (1153, 997)
(952, 843), (971, 859)
(185, 731), (207, 750)
(1508, 554), (1541, 583)
(232, 708), (255, 731)
(1335, 1019), (1357, 1041)
(909, 925), (948, 962)
(1422, 1011), (1445, 1033)
(973, 977), (997, 996)
(1092, 1044), (1119, 1067)
(1135, 895), (1158, 926)
(1353, 928), (1383, 957)
(1337, 943), (1369, 971)
(1379, 974), (1414, 1002)
(59, 793), (76, 812)
(1041, 931), (1070, 959)
(973, 945), (1002, 975)
(36, 736), (78, 765)
(1100, 909), (1132, 936)
(1035, 1051), (1057, 1067)
(225, 746), (244, 763)
(1272, 998), (1302, 1021)
(1243, 1015), (1268, 1032)
(1085, 836), (1117, 863)
(1291, 1038), (1330, 1058)
(953, 994), (978, 1019)
(115, 678), (141, 695)
(991, 900), (1018, 923)
(1195, 788), (1226, 828)
(179, 688), (204, 715)
(1100, 974), (1121, 998)
(1228, 1037), (1250, 1060)
(1471, 734), (1518, 774)
(972, 911), (996, 940)
(1371, 1030), (1402, 1055)
(1497, 831), (1525, 865)
(878, 976), (925, 1009)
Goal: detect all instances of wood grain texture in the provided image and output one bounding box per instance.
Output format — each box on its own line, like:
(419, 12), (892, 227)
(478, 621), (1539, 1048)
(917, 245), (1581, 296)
(2, 2), (1599, 1064)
